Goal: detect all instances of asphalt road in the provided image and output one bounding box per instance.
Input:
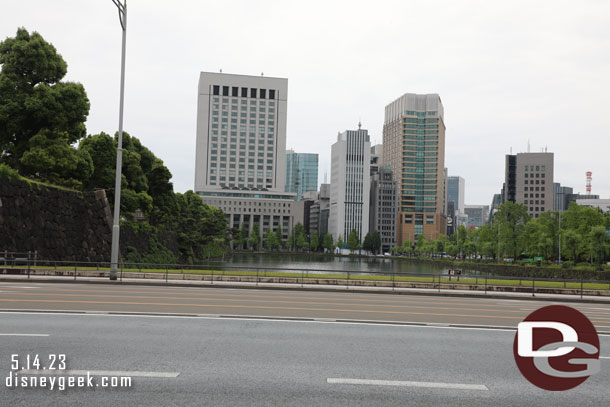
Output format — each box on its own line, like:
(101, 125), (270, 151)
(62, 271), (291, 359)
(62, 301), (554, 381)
(1, 282), (610, 330)
(1, 282), (609, 406)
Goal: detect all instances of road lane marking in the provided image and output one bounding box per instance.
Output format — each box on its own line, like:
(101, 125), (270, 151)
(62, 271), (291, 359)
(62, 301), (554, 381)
(2, 284), (585, 310)
(0, 292), (535, 315)
(0, 310), (518, 331)
(0, 298), (527, 320)
(600, 357), (610, 359)
(0, 333), (49, 336)
(327, 378), (488, 391)
(20, 369), (179, 378)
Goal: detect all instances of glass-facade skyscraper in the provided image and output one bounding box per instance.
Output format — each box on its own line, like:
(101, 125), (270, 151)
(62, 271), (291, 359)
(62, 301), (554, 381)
(285, 150), (318, 200)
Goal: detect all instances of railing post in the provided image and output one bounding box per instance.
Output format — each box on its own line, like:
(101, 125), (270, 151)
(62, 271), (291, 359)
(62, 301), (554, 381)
(301, 269), (304, 288)
(165, 265), (168, 283)
(532, 276), (535, 297)
(256, 268), (259, 287)
(27, 258), (30, 279)
(581, 272), (584, 299)
(120, 264), (123, 282)
(485, 275), (488, 294)
(438, 274), (440, 293)
(74, 263), (77, 280)
(347, 271), (350, 290)
(392, 271), (395, 291)
(34, 250), (37, 267)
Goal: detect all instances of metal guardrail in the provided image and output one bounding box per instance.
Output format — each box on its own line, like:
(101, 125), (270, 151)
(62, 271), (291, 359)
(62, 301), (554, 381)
(1, 259), (610, 299)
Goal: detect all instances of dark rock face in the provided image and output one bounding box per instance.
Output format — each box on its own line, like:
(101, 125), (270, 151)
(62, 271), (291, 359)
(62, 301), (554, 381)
(0, 179), (113, 262)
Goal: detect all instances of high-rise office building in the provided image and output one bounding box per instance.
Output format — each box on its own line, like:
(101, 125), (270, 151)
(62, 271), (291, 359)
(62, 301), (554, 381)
(370, 144), (383, 176)
(369, 167), (397, 253)
(383, 93), (446, 244)
(329, 126), (371, 244)
(464, 205), (490, 228)
(502, 152), (554, 218)
(194, 72), (296, 239)
(447, 176), (465, 215)
(285, 150), (319, 200)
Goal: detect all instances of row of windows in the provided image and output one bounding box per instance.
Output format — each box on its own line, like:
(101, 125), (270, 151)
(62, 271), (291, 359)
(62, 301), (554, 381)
(524, 186), (546, 192)
(525, 200), (545, 205)
(212, 85), (276, 100)
(525, 179), (545, 185)
(525, 165), (546, 171)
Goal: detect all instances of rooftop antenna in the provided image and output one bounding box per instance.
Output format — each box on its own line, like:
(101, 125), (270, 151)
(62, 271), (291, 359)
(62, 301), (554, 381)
(220, 68), (222, 73)
(261, 72), (264, 76)
(358, 120), (362, 130)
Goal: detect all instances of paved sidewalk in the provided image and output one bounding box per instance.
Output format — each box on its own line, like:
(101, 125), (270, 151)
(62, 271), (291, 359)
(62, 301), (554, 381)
(2, 273), (610, 304)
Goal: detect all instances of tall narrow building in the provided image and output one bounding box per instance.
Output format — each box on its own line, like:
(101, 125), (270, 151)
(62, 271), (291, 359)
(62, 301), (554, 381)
(285, 150), (319, 200)
(194, 72), (296, 239)
(447, 176), (465, 215)
(329, 126), (371, 245)
(383, 93), (446, 244)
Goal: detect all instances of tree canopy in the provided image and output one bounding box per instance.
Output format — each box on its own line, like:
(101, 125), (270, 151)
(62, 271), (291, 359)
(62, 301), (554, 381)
(0, 28), (89, 168)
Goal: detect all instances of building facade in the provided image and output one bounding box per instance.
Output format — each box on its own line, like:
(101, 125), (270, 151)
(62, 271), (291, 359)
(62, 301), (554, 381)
(383, 93), (447, 244)
(194, 72), (296, 239)
(463, 205), (490, 228)
(285, 150), (319, 200)
(502, 152), (554, 218)
(329, 127), (371, 244)
(369, 167), (397, 253)
(447, 176), (465, 215)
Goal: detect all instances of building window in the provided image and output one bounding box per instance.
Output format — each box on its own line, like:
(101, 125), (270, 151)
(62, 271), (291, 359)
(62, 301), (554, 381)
(250, 88), (257, 98)
(213, 85), (220, 96)
(222, 86), (229, 96)
(232, 87), (238, 97)
(260, 89), (266, 99)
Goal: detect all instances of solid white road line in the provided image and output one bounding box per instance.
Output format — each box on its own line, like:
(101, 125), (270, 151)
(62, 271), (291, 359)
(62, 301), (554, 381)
(20, 369), (180, 378)
(0, 333), (49, 337)
(600, 357), (610, 359)
(327, 378), (488, 391)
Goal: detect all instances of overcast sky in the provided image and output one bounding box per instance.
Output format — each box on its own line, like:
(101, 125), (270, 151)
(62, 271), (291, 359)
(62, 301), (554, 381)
(2, 0), (609, 204)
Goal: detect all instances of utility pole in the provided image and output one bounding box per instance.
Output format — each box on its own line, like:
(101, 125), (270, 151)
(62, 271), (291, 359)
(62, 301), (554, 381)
(109, 0), (127, 280)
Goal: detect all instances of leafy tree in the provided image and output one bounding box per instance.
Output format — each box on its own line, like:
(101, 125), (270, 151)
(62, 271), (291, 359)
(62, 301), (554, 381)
(347, 229), (360, 253)
(248, 223), (260, 250)
(291, 223), (308, 251)
(589, 226), (609, 266)
(264, 229), (279, 250)
(494, 202), (530, 259)
(174, 190), (226, 263)
(234, 224), (248, 250)
(362, 232), (374, 253)
(561, 229), (583, 262)
(0, 28), (89, 168)
(19, 130), (92, 188)
(78, 132), (116, 189)
(336, 235), (344, 251)
(322, 233), (335, 253)
(372, 231), (382, 255)
(275, 225), (284, 249)
(310, 231), (319, 252)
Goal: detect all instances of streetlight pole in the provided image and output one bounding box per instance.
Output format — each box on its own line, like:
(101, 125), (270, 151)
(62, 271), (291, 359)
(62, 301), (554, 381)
(109, 0), (127, 280)
(558, 211), (562, 265)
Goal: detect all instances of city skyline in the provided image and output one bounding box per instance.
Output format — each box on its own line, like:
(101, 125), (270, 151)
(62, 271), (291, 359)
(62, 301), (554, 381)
(3, 1), (609, 205)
